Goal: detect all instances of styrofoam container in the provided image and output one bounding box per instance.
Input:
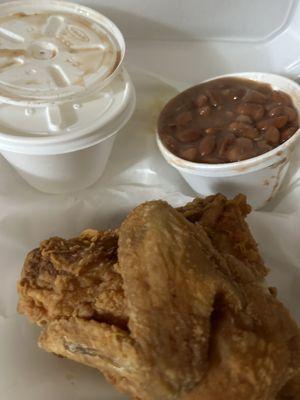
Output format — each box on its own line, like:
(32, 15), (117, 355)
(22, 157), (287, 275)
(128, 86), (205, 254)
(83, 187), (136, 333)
(157, 72), (300, 209)
(0, 0), (136, 193)
(1, 86), (136, 192)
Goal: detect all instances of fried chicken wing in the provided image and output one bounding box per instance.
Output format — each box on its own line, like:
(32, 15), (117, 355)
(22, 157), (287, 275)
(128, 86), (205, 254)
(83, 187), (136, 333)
(17, 195), (300, 400)
(18, 194), (263, 327)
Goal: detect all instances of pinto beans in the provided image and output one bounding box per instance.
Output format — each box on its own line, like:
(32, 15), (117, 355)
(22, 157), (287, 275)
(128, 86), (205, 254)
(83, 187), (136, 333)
(158, 76), (299, 164)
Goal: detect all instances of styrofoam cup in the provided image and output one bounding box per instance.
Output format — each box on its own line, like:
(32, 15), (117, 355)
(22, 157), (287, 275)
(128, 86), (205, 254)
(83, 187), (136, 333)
(1, 82), (136, 193)
(157, 72), (300, 209)
(0, 1), (136, 193)
(2, 139), (116, 194)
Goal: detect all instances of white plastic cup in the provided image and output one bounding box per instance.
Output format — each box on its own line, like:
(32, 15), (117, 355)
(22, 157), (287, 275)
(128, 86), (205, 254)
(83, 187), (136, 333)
(157, 72), (300, 209)
(0, 1), (136, 193)
(1, 89), (136, 193)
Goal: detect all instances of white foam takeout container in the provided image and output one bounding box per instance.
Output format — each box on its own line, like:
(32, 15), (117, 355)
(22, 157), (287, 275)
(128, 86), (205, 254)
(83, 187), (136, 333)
(157, 72), (300, 209)
(0, 0), (135, 193)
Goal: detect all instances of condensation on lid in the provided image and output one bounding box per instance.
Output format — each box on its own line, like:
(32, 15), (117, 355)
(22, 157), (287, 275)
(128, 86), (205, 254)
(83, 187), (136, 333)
(0, 0), (125, 104)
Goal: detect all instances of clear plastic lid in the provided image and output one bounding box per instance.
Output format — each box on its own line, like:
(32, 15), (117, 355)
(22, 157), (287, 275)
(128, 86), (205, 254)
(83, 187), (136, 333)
(0, 0), (125, 105)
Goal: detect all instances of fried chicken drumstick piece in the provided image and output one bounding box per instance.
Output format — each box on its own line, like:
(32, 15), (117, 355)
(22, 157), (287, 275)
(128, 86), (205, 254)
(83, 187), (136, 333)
(18, 195), (300, 400)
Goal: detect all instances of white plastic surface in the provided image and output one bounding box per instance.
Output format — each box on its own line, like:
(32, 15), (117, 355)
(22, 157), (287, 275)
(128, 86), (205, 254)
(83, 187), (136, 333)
(56, 0), (296, 42)
(0, 68), (300, 400)
(35, 0), (299, 86)
(1, 0), (300, 398)
(124, 1), (300, 87)
(157, 72), (300, 209)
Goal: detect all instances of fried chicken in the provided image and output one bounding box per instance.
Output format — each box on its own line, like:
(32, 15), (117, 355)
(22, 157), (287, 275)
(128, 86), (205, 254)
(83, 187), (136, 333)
(17, 195), (300, 400)
(18, 229), (127, 329)
(17, 194), (264, 327)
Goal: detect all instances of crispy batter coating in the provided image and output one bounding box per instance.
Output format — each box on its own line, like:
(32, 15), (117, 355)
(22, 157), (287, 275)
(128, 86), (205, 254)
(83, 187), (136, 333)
(18, 230), (127, 329)
(18, 194), (264, 327)
(179, 193), (267, 279)
(17, 195), (300, 400)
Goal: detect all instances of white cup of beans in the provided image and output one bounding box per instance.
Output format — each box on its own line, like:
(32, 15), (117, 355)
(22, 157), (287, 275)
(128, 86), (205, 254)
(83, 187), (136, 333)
(157, 72), (300, 209)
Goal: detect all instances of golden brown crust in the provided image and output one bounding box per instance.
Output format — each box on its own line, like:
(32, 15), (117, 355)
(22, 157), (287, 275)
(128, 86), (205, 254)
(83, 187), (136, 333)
(18, 229), (127, 328)
(17, 195), (300, 400)
(117, 201), (300, 400)
(179, 193), (267, 279)
(18, 194), (265, 327)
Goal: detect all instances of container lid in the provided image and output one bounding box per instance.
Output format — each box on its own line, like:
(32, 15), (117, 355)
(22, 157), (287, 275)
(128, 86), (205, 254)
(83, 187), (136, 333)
(0, 67), (135, 154)
(0, 0), (125, 105)
(0, 1), (136, 155)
